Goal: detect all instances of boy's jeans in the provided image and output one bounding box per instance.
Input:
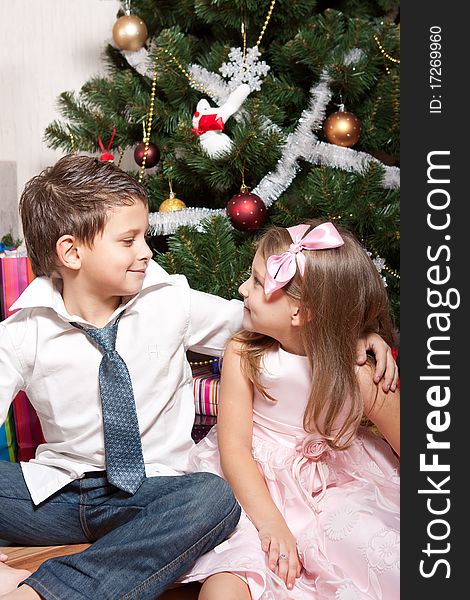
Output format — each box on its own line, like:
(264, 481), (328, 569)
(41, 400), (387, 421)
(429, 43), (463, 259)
(0, 461), (241, 599)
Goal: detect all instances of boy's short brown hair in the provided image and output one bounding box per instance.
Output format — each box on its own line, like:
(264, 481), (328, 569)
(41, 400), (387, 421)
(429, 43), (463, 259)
(19, 154), (148, 277)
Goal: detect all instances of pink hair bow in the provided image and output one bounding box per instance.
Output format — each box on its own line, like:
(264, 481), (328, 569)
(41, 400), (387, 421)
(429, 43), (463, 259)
(264, 223), (344, 294)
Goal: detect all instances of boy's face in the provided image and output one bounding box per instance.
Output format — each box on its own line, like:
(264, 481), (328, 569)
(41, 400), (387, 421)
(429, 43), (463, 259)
(78, 200), (153, 299)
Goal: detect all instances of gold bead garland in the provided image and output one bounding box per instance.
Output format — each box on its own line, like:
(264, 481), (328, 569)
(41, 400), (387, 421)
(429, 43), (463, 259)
(369, 243), (400, 281)
(241, 7), (247, 58)
(138, 56), (158, 182)
(255, 0), (276, 48)
(380, 263), (400, 280)
(116, 146), (124, 168)
(373, 33), (400, 75)
(189, 358), (220, 367)
(373, 34), (400, 64)
(157, 47), (215, 97)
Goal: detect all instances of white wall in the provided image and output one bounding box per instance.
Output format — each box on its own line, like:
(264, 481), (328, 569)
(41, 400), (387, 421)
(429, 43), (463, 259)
(0, 0), (121, 238)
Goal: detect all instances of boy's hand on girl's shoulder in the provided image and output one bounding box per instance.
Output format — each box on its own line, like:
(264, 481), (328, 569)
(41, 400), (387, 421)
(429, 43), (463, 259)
(355, 332), (398, 393)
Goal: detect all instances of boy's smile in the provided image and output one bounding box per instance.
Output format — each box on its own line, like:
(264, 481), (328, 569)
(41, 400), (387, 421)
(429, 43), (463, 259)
(77, 200), (153, 301)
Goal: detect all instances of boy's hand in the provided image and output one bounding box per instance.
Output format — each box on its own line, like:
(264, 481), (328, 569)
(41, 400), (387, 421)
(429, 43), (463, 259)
(356, 333), (398, 393)
(258, 520), (302, 591)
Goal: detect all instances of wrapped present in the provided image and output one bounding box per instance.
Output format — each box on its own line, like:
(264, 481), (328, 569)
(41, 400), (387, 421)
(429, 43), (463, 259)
(1, 256), (35, 319)
(210, 358), (222, 375)
(191, 414), (217, 444)
(11, 392), (45, 462)
(1, 256), (44, 462)
(190, 357), (222, 376)
(192, 366), (220, 416)
(0, 408), (17, 462)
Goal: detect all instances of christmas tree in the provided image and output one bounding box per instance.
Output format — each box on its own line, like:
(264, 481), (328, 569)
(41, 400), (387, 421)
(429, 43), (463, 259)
(44, 0), (400, 324)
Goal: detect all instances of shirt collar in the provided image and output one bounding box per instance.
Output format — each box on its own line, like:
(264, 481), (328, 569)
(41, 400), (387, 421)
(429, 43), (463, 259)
(9, 260), (173, 325)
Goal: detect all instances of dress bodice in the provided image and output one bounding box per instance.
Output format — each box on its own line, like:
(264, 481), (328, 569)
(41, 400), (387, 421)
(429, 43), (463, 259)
(252, 345), (354, 449)
(253, 346), (311, 434)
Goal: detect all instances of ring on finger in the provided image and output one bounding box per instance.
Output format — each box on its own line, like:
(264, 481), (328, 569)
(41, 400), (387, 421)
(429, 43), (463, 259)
(278, 553), (289, 561)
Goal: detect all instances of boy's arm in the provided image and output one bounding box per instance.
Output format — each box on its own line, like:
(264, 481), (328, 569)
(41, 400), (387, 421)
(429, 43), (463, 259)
(0, 324), (24, 425)
(217, 340), (301, 589)
(357, 363), (400, 456)
(356, 332), (399, 393)
(186, 289), (243, 356)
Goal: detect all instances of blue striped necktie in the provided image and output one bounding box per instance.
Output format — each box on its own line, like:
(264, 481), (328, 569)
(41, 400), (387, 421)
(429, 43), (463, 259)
(72, 314), (146, 494)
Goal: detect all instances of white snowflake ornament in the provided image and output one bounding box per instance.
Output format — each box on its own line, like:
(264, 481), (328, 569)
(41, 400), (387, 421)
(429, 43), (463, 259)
(367, 251), (388, 287)
(219, 46), (270, 92)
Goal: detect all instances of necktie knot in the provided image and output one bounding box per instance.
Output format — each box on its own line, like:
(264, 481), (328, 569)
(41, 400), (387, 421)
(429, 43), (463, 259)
(85, 323), (118, 354)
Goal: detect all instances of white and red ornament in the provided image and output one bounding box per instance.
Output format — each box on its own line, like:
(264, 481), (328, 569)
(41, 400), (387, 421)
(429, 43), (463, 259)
(98, 127), (116, 162)
(192, 83), (251, 158)
(323, 105), (361, 147)
(226, 186), (267, 231)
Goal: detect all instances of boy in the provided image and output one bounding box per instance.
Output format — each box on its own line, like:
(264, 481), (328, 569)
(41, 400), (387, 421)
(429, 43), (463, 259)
(0, 155), (397, 599)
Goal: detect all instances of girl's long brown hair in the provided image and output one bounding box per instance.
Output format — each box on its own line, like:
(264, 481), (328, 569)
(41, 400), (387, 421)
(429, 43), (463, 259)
(235, 219), (396, 450)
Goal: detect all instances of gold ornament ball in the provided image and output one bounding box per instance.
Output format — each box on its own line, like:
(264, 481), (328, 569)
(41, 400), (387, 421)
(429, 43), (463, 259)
(159, 196), (187, 212)
(112, 15), (148, 51)
(323, 110), (361, 147)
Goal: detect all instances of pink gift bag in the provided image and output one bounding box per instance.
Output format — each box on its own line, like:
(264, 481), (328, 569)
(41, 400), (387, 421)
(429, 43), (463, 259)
(1, 256), (45, 462)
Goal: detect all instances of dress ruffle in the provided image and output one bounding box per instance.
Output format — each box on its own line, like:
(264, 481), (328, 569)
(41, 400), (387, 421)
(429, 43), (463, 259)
(180, 347), (399, 599)
(181, 426), (399, 599)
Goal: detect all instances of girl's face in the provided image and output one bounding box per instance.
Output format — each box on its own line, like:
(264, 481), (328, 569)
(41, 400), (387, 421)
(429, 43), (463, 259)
(238, 250), (301, 351)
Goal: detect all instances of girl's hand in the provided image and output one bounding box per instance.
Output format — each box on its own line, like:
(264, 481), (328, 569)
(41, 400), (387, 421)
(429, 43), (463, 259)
(258, 520), (302, 590)
(356, 332), (398, 392)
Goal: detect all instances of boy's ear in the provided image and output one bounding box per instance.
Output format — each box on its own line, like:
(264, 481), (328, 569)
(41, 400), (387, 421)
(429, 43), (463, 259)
(56, 234), (81, 270)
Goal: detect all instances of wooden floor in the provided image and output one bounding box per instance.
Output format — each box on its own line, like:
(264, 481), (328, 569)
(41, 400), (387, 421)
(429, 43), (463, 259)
(1, 544), (201, 599)
(1, 544), (90, 572)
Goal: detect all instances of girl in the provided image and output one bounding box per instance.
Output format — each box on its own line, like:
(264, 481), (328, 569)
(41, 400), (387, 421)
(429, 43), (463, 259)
(180, 220), (400, 600)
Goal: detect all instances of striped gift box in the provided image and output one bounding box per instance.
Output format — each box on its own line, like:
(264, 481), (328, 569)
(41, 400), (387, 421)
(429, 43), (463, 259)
(1, 255), (35, 318)
(192, 367), (220, 416)
(1, 256), (45, 462)
(0, 407), (16, 462)
(12, 392), (45, 462)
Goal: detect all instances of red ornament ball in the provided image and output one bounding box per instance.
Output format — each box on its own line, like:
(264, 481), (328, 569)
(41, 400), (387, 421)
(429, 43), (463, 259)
(226, 191), (267, 231)
(134, 142), (160, 168)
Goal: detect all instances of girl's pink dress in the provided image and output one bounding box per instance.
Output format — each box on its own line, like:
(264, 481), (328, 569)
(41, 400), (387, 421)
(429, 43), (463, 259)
(180, 346), (400, 599)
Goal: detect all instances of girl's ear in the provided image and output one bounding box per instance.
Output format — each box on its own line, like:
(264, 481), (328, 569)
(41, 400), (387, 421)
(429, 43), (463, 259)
(291, 302), (303, 327)
(56, 235), (81, 271)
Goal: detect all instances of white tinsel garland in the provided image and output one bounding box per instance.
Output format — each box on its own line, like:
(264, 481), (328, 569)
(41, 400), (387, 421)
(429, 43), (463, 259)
(118, 46), (400, 234)
(148, 207), (226, 236)
(252, 69), (400, 206)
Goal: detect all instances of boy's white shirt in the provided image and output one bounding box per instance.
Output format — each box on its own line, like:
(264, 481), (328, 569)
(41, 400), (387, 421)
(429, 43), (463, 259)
(0, 260), (243, 505)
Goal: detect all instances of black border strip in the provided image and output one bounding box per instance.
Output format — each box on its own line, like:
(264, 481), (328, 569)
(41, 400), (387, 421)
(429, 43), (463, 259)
(401, 3), (466, 594)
